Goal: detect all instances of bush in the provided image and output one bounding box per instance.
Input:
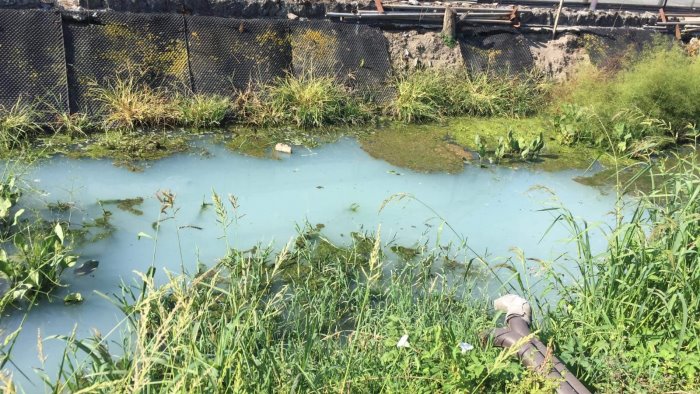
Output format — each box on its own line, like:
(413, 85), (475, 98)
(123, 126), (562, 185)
(554, 43), (700, 154)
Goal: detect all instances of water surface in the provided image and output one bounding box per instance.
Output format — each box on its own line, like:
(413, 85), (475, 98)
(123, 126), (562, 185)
(2, 138), (617, 389)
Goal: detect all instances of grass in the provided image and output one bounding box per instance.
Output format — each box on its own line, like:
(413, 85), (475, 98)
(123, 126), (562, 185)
(176, 94), (231, 129)
(238, 72), (373, 128)
(0, 100), (41, 151)
(89, 74), (176, 130)
(389, 69), (549, 123)
(527, 155), (700, 392)
(51, 112), (96, 139)
(551, 43), (700, 156)
(25, 197), (553, 393)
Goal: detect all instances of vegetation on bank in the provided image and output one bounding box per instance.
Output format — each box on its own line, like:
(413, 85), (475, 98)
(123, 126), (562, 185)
(2, 41), (696, 174)
(552, 43), (700, 157)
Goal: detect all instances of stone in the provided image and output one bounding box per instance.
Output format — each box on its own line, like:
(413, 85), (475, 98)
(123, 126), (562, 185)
(275, 143), (292, 154)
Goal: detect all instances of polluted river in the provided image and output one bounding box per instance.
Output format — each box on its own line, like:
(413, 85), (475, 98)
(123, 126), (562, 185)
(0, 137), (619, 389)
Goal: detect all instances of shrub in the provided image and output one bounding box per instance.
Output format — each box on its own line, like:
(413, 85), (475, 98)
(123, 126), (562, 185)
(555, 43), (700, 154)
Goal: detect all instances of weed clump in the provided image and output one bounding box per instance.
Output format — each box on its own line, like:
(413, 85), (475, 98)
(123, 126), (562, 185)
(390, 69), (549, 123)
(0, 100), (41, 150)
(176, 94), (231, 129)
(90, 74), (176, 130)
(52, 112), (96, 139)
(240, 72), (371, 128)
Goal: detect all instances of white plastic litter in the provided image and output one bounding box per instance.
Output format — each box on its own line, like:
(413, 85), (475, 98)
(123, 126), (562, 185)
(396, 334), (410, 348)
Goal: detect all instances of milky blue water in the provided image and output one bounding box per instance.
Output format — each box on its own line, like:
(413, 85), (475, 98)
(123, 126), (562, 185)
(0, 138), (618, 389)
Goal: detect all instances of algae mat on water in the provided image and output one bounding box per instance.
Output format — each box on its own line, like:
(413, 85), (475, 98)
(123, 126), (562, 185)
(360, 117), (619, 173)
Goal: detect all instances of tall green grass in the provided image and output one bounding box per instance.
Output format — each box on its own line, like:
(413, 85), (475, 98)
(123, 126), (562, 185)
(239, 72), (372, 128)
(553, 43), (700, 156)
(0, 100), (41, 150)
(175, 94), (231, 129)
(389, 69), (549, 123)
(31, 198), (552, 393)
(517, 154), (700, 392)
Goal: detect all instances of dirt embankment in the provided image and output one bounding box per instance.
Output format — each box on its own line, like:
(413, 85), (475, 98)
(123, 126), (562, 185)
(382, 29), (593, 79)
(384, 30), (465, 73)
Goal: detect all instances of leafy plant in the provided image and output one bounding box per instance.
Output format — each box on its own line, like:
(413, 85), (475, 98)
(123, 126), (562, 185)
(0, 222), (76, 311)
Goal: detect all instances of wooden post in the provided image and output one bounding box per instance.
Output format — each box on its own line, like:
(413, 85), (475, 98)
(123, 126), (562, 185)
(552, 0), (565, 39)
(442, 6), (456, 40)
(375, 0), (384, 14)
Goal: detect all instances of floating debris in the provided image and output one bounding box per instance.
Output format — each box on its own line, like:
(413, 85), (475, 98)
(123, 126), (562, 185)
(74, 259), (99, 276)
(275, 143), (292, 154)
(316, 186), (324, 189)
(387, 169), (402, 176)
(63, 292), (84, 304)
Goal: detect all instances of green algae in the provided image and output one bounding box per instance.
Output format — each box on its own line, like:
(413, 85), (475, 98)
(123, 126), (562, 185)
(360, 123), (465, 173)
(360, 116), (629, 174)
(99, 197), (145, 216)
(390, 245), (421, 261)
(54, 131), (190, 170)
(223, 126), (354, 158)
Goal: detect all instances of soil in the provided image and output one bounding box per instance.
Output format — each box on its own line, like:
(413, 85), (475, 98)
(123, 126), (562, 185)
(383, 30), (465, 73)
(530, 33), (591, 80)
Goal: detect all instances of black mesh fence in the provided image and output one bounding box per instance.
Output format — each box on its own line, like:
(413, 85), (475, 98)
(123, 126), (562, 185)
(0, 10), (68, 117)
(290, 21), (393, 102)
(579, 28), (663, 68)
(460, 28), (535, 75)
(326, 22), (393, 102)
(186, 17), (292, 96)
(186, 19), (393, 102)
(290, 21), (340, 80)
(63, 12), (191, 114)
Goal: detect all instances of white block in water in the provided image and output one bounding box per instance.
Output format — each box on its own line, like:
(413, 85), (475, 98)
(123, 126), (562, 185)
(275, 143), (293, 154)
